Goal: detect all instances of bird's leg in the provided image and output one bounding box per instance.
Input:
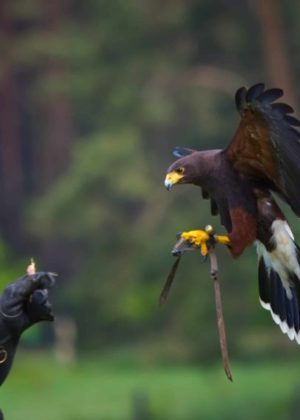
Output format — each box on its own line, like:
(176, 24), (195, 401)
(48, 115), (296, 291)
(180, 225), (230, 256)
(214, 234), (231, 246)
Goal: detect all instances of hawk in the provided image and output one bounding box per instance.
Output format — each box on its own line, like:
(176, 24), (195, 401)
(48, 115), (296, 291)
(164, 83), (300, 343)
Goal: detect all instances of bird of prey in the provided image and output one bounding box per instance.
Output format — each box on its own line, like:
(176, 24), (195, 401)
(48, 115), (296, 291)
(164, 83), (300, 343)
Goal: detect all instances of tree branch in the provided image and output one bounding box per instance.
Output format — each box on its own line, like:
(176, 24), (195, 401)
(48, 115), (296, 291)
(208, 247), (233, 382)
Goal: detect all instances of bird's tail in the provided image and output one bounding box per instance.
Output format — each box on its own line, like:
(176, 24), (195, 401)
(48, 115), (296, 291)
(256, 222), (300, 344)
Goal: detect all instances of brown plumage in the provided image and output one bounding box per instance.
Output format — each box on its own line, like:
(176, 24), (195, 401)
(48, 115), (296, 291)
(164, 83), (300, 343)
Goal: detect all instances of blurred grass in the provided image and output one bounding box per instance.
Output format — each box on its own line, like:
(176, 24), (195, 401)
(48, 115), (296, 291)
(1, 351), (300, 419)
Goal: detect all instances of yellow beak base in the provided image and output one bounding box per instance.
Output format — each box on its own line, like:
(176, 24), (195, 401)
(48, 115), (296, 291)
(164, 171), (184, 190)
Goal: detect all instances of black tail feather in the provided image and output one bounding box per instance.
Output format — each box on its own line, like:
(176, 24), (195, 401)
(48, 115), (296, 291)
(258, 256), (300, 343)
(291, 288), (300, 332)
(258, 258), (270, 303)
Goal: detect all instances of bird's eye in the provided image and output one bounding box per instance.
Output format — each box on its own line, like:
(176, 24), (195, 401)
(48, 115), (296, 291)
(176, 167), (184, 175)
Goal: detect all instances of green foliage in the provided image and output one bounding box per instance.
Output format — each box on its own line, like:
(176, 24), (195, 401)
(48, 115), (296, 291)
(0, 239), (26, 291)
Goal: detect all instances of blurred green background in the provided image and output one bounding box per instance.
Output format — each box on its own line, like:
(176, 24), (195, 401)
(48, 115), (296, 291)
(1, 0), (300, 418)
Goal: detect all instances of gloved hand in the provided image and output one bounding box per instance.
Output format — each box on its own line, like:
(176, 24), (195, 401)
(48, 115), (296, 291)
(0, 272), (56, 386)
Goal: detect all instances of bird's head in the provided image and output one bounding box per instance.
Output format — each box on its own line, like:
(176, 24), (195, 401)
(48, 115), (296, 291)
(164, 147), (201, 190)
(164, 147), (219, 190)
(164, 158), (191, 190)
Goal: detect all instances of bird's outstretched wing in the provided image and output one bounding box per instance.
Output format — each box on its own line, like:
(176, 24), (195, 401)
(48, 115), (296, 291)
(226, 83), (300, 215)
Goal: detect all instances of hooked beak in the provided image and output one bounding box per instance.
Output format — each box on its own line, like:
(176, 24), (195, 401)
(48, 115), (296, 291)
(164, 171), (184, 190)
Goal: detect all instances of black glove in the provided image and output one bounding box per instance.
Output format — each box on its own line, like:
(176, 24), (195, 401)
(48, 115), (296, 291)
(0, 272), (56, 386)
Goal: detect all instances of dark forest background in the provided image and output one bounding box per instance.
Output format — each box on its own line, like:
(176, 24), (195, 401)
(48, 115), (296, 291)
(2, 1), (300, 418)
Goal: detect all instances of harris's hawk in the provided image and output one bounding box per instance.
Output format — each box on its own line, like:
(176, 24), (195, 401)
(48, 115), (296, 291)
(164, 83), (300, 343)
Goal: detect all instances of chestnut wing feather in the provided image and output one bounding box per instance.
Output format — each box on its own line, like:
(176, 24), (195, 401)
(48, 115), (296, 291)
(226, 84), (300, 215)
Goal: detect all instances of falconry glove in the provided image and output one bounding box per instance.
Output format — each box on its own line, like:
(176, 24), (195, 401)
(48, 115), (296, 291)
(0, 272), (56, 386)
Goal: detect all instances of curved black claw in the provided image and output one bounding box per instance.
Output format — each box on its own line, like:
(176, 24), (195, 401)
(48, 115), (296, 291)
(172, 238), (195, 257)
(200, 255), (208, 263)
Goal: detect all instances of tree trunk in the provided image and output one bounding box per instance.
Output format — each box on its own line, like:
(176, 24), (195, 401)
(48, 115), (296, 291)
(254, 0), (297, 110)
(39, 0), (73, 189)
(0, 1), (24, 248)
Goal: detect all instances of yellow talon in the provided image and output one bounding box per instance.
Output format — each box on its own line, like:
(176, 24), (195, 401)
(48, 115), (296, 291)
(180, 228), (230, 256)
(215, 235), (231, 246)
(200, 241), (208, 256)
(181, 229), (210, 256)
